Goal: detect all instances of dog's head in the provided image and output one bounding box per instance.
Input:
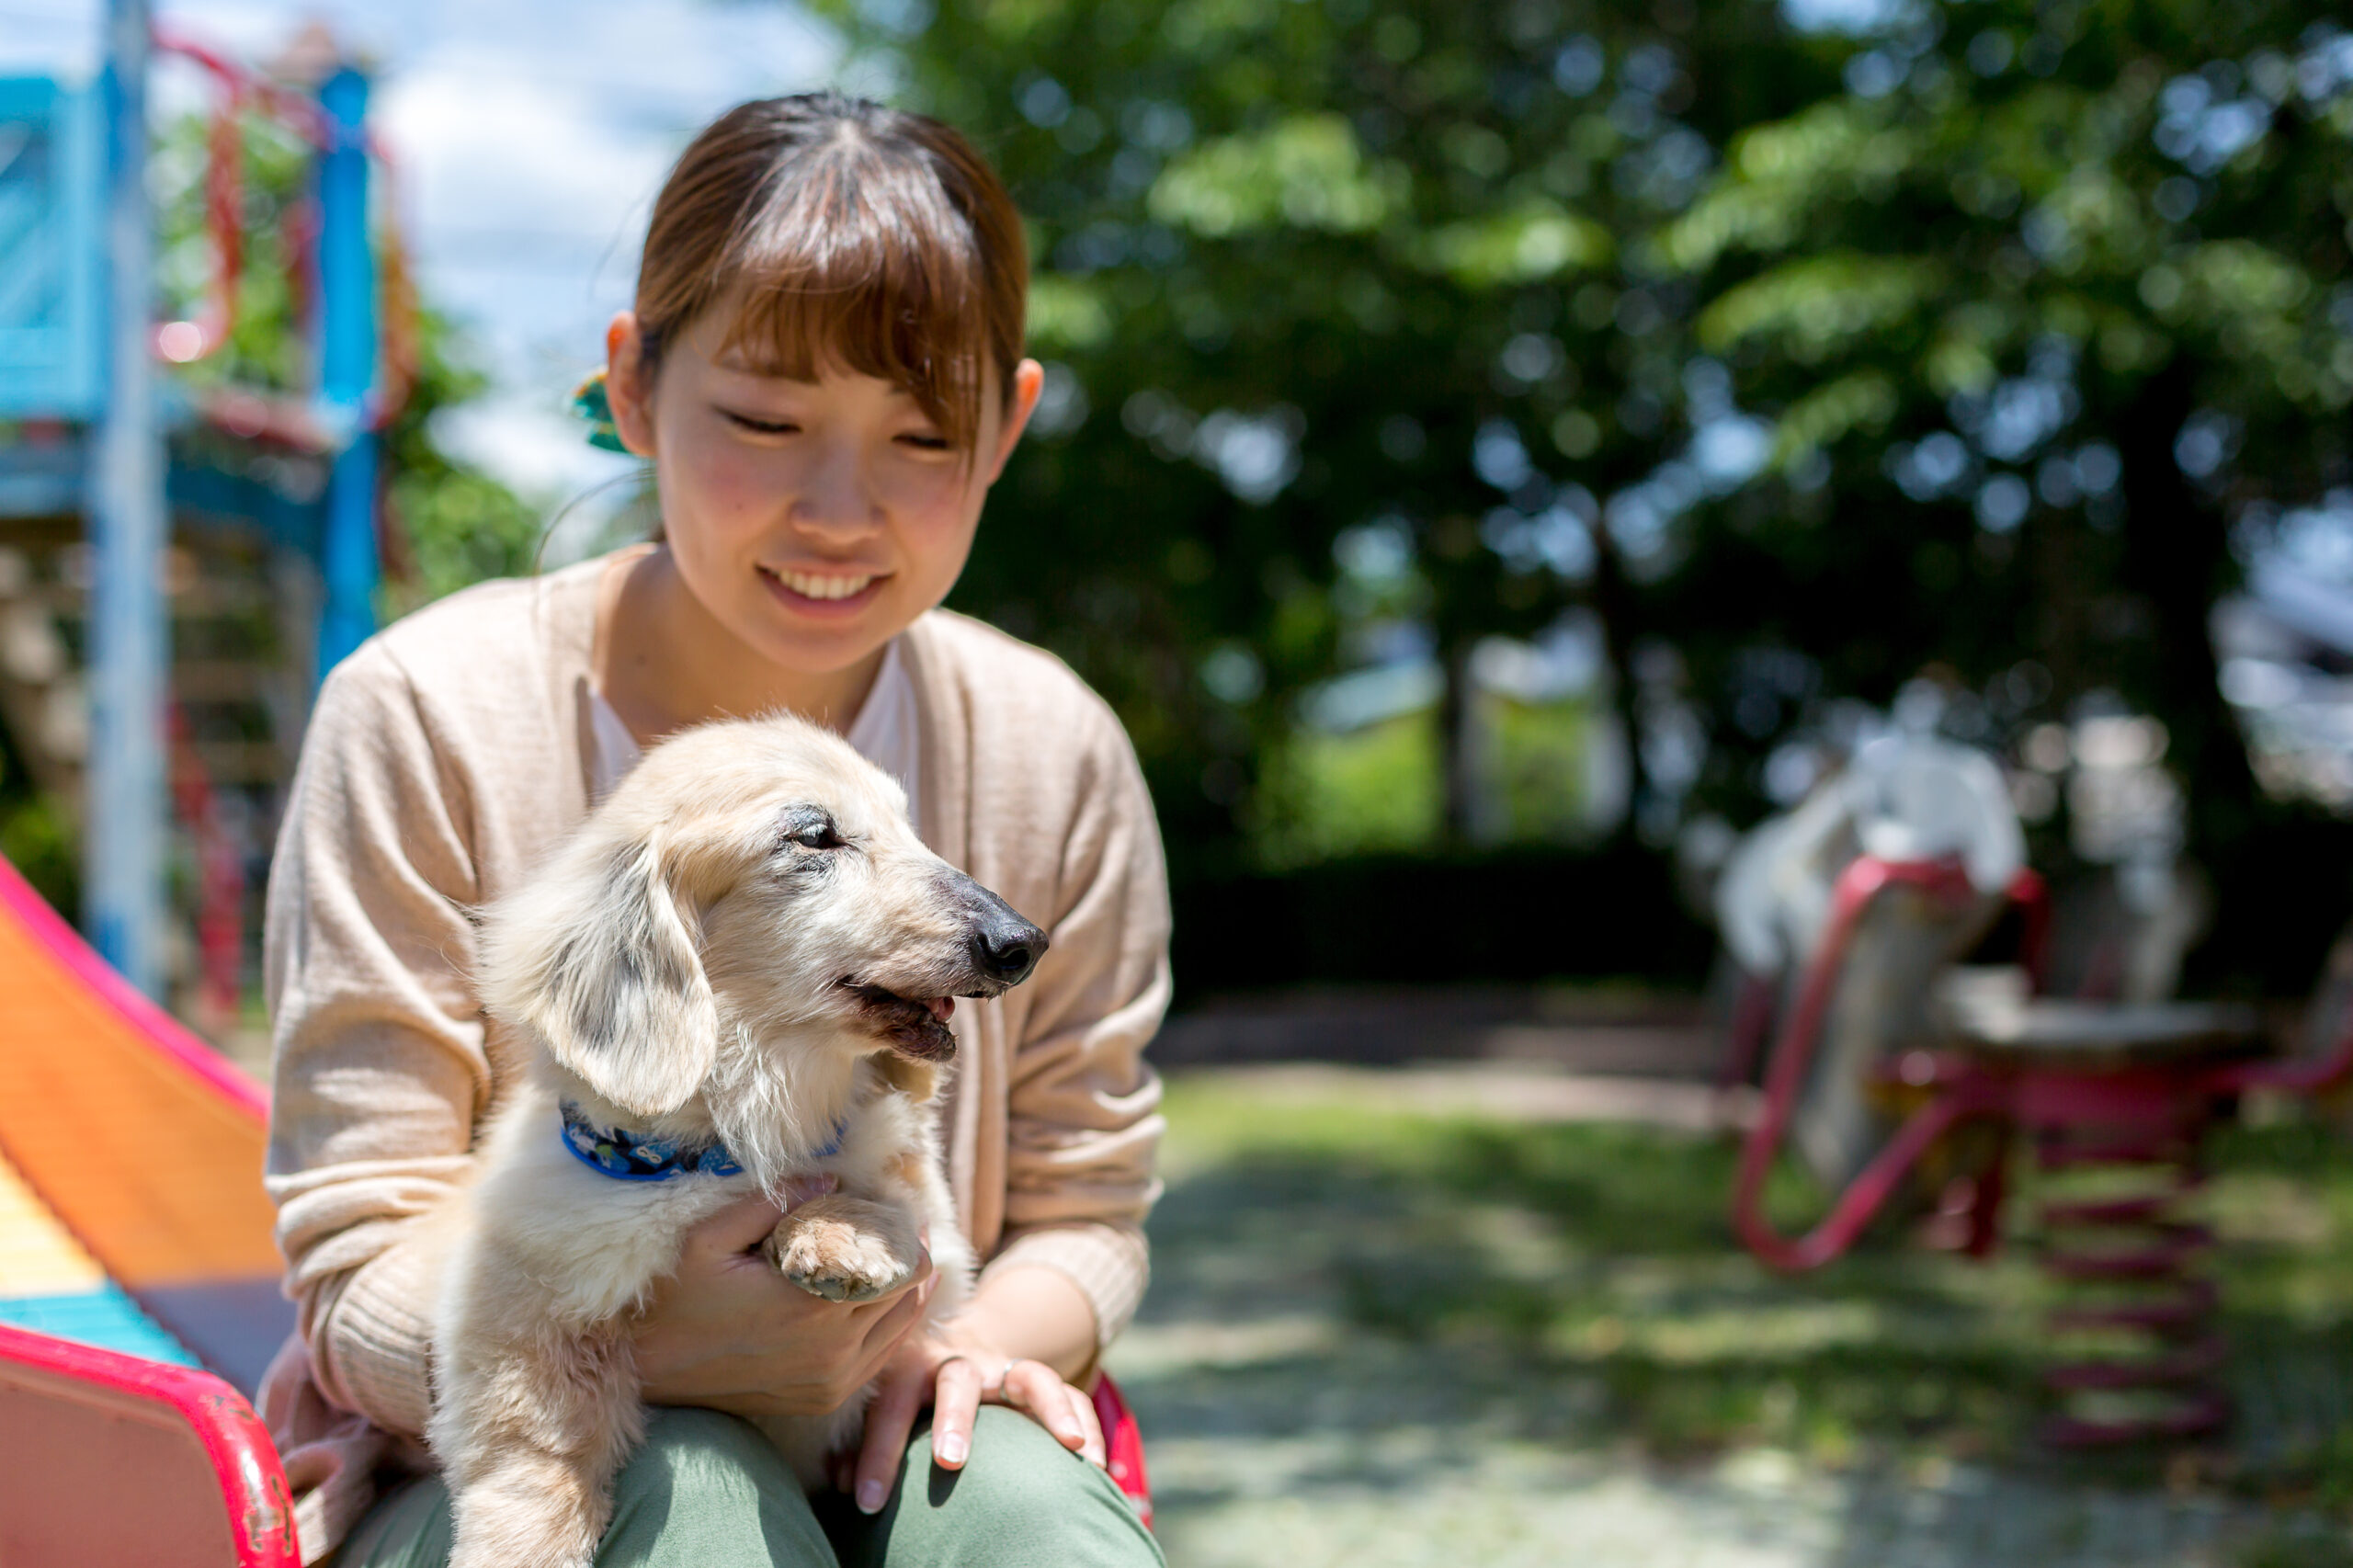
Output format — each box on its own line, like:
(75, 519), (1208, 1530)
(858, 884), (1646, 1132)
(476, 713), (1046, 1123)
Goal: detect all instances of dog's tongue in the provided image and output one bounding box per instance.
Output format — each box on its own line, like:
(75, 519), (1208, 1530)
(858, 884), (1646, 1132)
(926, 996), (955, 1023)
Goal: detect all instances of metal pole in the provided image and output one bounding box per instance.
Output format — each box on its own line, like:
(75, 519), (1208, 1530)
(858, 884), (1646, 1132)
(86, 0), (167, 994)
(314, 64), (376, 679)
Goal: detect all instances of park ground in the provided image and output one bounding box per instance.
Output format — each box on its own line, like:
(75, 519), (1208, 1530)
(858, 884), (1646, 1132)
(1112, 1059), (2353, 1568)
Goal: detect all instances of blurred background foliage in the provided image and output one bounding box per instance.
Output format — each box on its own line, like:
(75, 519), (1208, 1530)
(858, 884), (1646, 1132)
(153, 107), (541, 618)
(794, 0), (2353, 993)
(149, 0), (2353, 996)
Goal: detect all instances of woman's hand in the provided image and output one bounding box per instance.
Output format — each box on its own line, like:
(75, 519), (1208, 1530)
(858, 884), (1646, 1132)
(633, 1188), (935, 1419)
(844, 1330), (1105, 1513)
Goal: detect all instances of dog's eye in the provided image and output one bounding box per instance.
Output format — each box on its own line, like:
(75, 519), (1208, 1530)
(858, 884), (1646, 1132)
(787, 824), (846, 851)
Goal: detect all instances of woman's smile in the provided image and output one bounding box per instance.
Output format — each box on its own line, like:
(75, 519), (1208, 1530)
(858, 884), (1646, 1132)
(759, 564), (891, 617)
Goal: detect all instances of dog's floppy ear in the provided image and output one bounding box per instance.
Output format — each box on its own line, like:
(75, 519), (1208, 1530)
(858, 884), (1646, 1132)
(483, 828), (722, 1119)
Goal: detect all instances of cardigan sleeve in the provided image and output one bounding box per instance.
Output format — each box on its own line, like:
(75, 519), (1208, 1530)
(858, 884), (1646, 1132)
(978, 697), (1170, 1346)
(262, 646), (492, 1439)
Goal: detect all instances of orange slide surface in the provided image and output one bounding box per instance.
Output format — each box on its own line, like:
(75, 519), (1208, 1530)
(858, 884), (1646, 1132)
(0, 855), (290, 1391)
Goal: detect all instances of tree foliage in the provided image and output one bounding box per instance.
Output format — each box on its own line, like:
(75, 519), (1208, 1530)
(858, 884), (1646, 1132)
(1654, 2), (2353, 869)
(816, 0), (1829, 871)
(831, 0), (2353, 944)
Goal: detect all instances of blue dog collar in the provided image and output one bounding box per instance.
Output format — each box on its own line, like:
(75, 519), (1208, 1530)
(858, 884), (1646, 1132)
(558, 1102), (847, 1181)
(560, 1102), (743, 1181)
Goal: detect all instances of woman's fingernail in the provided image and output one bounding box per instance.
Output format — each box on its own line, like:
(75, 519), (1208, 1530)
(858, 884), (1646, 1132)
(857, 1480), (887, 1514)
(936, 1434), (967, 1466)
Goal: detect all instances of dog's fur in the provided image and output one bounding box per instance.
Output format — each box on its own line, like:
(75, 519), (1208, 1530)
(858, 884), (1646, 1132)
(426, 714), (1045, 1568)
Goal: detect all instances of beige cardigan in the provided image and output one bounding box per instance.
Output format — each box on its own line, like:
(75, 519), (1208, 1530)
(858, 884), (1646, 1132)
(257, 556), (1169, 1560)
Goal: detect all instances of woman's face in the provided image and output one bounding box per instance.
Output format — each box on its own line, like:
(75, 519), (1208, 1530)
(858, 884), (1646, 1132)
(606, 306), (1041, 676)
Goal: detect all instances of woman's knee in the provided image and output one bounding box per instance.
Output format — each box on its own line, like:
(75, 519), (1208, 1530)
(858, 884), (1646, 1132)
(882, 1407), (1162, 1566)
(619, 1406), (776, 1492)
(335, 1411), (830, 1568)
(604, 1408), (835, 1566)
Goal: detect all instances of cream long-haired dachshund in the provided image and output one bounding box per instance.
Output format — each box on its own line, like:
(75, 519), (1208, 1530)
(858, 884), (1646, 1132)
(427, 714), (1045, 1568)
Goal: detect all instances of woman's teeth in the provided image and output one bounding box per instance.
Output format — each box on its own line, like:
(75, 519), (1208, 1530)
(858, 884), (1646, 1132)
(775, 569), (875, 601)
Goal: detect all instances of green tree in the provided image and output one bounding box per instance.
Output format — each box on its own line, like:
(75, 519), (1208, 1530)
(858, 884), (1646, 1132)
(826, 1), (2353, 982)
(1650, 3), (2352, 965)
(819, 0), (1824, 867)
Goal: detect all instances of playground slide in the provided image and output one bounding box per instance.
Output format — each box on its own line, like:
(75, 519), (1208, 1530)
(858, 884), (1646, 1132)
(0, 855), (291, 1390)
(0, 854), (300, 1563)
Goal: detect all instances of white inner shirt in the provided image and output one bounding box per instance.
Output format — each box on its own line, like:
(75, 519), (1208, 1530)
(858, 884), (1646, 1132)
(586, 637), (921, 830)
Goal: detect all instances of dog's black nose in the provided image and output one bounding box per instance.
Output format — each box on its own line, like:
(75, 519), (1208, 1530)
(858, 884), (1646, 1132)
(972, 904), (1046, 987)
(942, 871), (1049, 987)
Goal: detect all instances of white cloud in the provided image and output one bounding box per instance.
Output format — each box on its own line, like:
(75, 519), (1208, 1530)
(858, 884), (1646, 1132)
(379, 71), (670, 241)
(431, 393), (637, 502)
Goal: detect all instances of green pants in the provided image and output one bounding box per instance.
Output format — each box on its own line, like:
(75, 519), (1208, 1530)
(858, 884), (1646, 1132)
(335, 1407), (1164, 1567)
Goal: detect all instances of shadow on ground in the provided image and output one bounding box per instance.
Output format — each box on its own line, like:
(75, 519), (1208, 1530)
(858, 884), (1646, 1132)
(1109, 1075), (2353, 1568)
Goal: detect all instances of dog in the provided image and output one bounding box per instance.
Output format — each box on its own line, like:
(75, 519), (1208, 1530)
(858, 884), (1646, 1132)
(426, 713), (1046, 1568)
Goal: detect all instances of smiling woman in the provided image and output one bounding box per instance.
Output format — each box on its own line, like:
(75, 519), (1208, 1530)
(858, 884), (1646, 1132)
(260, 90), (1167, 1568)
(592, 94), (1044, 735)
(595, 324), (1033, 719)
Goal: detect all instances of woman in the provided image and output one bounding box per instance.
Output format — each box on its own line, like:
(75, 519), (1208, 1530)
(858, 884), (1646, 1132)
(258, 93), (1168, 1568)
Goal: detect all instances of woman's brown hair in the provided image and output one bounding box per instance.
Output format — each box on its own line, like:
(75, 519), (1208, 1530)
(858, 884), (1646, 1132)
(635, 93), (1027, 452)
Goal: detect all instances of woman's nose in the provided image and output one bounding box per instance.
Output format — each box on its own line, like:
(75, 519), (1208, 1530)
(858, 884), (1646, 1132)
(790, 443), (882, 537)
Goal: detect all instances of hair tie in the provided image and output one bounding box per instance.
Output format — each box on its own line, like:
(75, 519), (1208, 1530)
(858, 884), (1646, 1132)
(571, 369), (631, 453)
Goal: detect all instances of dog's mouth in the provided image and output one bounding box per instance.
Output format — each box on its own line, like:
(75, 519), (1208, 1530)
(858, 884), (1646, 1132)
(840, 981), (960, 1059)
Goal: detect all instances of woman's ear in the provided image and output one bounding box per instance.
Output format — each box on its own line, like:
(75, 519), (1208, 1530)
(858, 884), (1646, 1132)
(605, 312), (660, 459)
(983, 358), (1046, 485)
(482, 828), (719, 1119)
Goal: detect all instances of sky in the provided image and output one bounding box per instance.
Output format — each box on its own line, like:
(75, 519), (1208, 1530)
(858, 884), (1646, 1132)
(4, 0), (847, 502)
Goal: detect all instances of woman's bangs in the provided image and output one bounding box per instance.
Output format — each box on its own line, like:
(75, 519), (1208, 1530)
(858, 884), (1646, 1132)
(715, 154), (992, 450)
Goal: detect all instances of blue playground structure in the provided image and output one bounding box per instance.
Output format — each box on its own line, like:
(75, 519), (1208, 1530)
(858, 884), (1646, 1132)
(0, 77), (102, 424)
(0, 1), (397, 1008)
(0, 12), (401, 1559)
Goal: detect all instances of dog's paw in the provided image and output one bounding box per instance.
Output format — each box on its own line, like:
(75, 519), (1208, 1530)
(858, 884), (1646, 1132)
(764, 1195), (922, 1302)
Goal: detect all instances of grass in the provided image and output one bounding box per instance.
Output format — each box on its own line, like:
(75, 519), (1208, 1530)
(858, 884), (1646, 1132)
(1137, 1074), (2353, 1526)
